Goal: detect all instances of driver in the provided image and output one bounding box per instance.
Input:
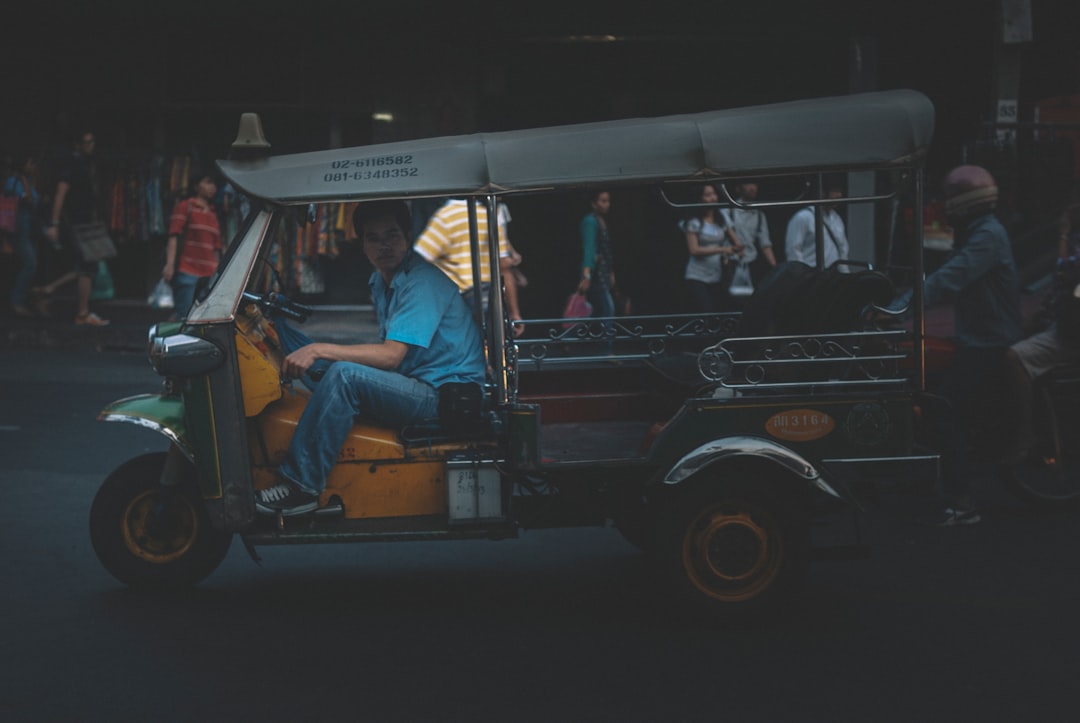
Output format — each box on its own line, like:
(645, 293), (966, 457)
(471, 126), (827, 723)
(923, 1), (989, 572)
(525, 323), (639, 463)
(256, 200), (487, 516)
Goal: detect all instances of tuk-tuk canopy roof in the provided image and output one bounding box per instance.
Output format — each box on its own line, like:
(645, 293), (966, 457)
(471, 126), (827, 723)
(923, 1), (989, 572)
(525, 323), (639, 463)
(218, 89), (934, 205)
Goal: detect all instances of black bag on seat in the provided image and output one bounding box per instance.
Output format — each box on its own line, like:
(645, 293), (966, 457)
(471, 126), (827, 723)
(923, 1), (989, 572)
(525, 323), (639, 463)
(739, 261), (894, 336)
(437, 382), (485, 433)
(738, 261), (818, 336)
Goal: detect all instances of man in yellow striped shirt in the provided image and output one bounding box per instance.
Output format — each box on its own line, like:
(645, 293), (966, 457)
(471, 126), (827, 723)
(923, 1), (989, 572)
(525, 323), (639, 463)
(414, 198), (523, 334)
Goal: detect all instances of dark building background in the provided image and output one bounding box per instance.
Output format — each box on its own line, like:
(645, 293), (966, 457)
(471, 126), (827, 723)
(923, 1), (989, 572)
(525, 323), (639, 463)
(2, 0), (1078, 311)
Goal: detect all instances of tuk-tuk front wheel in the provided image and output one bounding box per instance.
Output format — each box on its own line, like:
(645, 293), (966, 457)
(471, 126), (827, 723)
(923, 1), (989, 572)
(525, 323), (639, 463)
(90, 453), (232, 588)
(658, 481), (807, 617)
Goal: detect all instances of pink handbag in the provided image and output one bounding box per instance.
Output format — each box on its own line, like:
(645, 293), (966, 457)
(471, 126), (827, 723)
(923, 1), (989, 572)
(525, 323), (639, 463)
(561, 291), (592, 328)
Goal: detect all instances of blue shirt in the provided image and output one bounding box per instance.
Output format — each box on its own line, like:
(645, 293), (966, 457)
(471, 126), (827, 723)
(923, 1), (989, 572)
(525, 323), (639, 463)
(924, 213), (1022, 349)
(369, 250), (486, 389)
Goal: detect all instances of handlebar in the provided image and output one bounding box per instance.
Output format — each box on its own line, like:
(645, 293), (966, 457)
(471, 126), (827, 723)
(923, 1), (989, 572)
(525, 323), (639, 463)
(241, 291), (314, 323)
(240, 291), (328, 382)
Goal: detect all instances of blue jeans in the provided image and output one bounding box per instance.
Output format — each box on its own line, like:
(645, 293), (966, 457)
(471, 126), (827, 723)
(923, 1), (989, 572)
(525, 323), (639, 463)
(171, 272), (200, 319)
(588, 284), (615, 319)
(273, 317), (333, 390)
(588, 284), (616, 349)
(280, 362), (439, 495)
(10, 227), (38, 308)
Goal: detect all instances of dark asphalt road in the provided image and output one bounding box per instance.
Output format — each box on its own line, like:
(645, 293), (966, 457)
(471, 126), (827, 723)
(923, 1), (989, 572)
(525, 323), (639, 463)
(1, 348), (1078, 722)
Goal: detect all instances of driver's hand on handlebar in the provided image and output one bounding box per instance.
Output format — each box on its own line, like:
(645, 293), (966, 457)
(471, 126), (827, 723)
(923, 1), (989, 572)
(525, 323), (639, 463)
(282, 344), (323, 379)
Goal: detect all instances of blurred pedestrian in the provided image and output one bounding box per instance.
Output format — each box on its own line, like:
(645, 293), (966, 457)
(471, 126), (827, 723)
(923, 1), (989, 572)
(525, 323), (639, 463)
(3, 152), (41, 317)
(414, 197), (524, 335)
(682, 183), (744, 312)
(729, 180), (777, 286)
(38, 130), (109, 325)
(162, 168), (223, 319)
(578, 190), (618, 320)
(785, 175), (849, 271)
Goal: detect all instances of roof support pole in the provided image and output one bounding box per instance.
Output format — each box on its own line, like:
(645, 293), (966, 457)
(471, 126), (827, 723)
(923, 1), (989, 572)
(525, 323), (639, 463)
(814, 174), (826, 270)
(912, 169), (927, 391)
(466, 199), (488, 354)
(484, 194), (509, 404)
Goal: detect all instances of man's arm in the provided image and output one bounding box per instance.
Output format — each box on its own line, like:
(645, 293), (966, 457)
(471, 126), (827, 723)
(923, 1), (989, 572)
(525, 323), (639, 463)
(784, 212), (811, 265)
(494, 232), (524, 332)
(685, 224), (726, 258)
(756, 212), (777, 266)
(163, 235), (179, 281)
(162, 199), (188, 281)
(834, 217), (850, 259)
(44, 180), (70, 244)
(924, 229), (1004, 307)
(500, 257), (525, 337)
(282, 340), (408, 380)
(832, 216), (851, 272)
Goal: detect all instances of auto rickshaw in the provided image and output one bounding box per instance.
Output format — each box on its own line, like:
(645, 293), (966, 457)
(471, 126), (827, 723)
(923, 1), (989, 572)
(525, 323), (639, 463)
(91, 89), (939, 618)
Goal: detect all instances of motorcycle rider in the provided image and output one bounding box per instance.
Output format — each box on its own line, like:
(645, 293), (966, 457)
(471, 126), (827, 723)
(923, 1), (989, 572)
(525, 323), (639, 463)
(909, 165), (1023, 525)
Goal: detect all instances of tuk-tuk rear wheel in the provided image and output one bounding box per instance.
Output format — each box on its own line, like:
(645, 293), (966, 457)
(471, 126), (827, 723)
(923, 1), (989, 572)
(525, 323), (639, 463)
(657, 479), (807, 617)
(90, 452), (232, 589)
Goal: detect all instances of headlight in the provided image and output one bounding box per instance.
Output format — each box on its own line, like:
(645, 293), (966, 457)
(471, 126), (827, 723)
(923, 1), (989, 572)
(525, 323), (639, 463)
(149, 333), (224, 377)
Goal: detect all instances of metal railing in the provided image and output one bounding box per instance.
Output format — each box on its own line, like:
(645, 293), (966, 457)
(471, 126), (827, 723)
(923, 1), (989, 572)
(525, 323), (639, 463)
(700, 329), (910, 391)
(513, 312), (741, 369)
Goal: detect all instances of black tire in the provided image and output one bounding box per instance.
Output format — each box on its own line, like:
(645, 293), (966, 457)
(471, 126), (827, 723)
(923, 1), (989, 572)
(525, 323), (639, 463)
(1000, 450), (1080, 507)
(90, 452), (232, 588)
(656, 476), (808, 619)
(1000, 382), (1080, 507)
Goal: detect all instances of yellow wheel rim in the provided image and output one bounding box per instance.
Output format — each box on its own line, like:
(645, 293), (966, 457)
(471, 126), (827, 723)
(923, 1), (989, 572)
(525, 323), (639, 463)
(121, 489), (199, 564)
(681, 500), (784, 603)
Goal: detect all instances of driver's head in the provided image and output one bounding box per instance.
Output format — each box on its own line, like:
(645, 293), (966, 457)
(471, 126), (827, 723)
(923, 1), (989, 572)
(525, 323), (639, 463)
(354, 200), (412, 279)
(944, 165), (997, 223)
(353, 200), (411, 238)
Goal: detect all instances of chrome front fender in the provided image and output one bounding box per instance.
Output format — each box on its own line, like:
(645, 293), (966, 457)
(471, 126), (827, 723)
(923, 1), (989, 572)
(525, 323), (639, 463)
(663, 435), (850, 503)
(98, 394), (193, 462)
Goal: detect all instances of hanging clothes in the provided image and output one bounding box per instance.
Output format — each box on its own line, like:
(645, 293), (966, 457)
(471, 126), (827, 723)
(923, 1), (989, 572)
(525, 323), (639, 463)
(147, 157), (165, 236)
(109, 178), (125, 233)
(136, 163), (150, 241)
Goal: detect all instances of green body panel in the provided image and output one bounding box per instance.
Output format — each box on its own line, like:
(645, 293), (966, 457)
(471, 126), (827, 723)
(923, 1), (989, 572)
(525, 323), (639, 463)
(157, 320), (184, 336)
(99, 394), (189, 451)
(182, 374), (225, 499)
(650, 395), (914, 468)
(99, 387), (225, 500)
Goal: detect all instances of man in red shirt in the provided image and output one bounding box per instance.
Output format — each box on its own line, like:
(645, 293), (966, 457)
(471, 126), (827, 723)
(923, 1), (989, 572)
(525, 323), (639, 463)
(162, 169), (223, 319)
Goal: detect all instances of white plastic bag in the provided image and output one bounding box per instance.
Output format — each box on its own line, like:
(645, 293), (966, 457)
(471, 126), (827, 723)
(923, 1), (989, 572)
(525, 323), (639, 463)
(728, 262), (754, 297)
(147, 278), (175, 309)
